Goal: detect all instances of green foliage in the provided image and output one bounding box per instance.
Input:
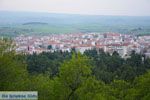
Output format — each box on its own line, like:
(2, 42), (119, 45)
(47, 45), (52, 50)
(28, 74), (54, 100)
(26, 51), (72, 77)
(144, 58), (150, 69)
(76, 77), (116, 100)
(117, 64), (136, 81)
(27, 53), (51, 74)
(84, 49), (149, 83)
(125, 71), (150, 100)
(1, 40), (150, 100)
(0, 39), (28, 90)
(58, 53), (92, 100)
(110, 80), (130, 99)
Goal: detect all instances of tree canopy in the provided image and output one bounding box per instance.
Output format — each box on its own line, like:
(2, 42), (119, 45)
(0, 40), (150, 100)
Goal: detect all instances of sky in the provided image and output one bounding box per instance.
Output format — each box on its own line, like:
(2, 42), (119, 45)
(0, 0), (150, 16)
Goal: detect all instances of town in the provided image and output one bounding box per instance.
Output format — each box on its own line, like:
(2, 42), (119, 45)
(15, 32), (150, 58)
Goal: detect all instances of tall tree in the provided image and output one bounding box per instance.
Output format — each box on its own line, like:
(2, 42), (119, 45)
(0, 39), (29, 90)
(58, 53), (92, 100)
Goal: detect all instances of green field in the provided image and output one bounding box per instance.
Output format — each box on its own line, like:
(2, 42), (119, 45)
(1, 24), (150, 37)
(0, 11), (150, 37)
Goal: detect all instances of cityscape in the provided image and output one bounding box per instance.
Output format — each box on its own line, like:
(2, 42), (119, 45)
(15, 33), (150, 58)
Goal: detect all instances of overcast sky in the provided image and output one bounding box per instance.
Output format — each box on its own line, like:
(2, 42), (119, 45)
(0, 0), (150, 16)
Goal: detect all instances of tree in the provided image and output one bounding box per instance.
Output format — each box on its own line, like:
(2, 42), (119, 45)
(112, 51), (119, 56)
(84, 48), (98, 58)
(144, 58), (150, 69)
(125, 70), (150, 100)
(75, 77), (116, 100)
(58, 53), (92, 100)
(117, 64), (136, 81)
(27, 53), (51, 74)
(110, 80), (130, 99)
(28, 74), (54, 100)
(0, 39), (29, 90)
(47, 45), (52, 50)
(93, 62), (114, 83)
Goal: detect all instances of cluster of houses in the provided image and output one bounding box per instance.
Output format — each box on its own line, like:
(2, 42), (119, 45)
(14, 33), (150, 58)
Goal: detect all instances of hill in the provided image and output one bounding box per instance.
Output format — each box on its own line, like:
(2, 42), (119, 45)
(0, 11), (150, 36)
(22, 22), (48, 25)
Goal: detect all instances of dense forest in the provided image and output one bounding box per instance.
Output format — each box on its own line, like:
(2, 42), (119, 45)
(0, 39), (150, 100)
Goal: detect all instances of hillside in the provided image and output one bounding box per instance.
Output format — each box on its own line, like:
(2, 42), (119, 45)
(22, 22), (48, 25)
(0, 11), (150, 36)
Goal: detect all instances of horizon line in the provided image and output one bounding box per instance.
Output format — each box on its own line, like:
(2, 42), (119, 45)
(0, 10), (150, 17)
